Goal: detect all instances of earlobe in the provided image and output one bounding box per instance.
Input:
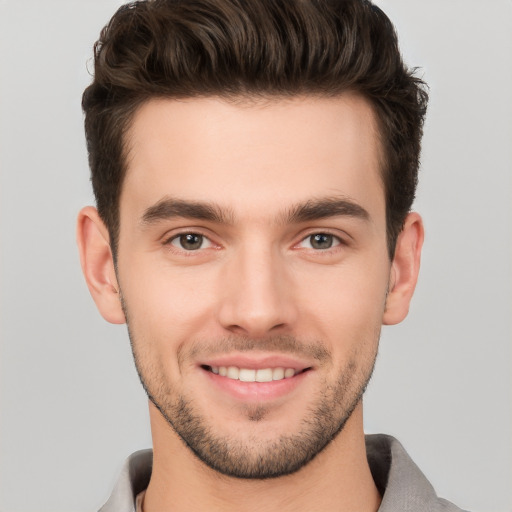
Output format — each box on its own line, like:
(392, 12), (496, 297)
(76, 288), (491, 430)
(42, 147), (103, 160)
(76, 206), (126, 324)
(382, 212), (424, 326)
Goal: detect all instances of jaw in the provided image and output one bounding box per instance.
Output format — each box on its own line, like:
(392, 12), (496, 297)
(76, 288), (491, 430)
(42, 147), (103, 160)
(145, 400), (380, 512)
(143, 349), (373, 480)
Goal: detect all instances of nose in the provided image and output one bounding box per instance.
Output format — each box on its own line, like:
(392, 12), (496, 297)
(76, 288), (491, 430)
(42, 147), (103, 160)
(216, 244), (298, 338)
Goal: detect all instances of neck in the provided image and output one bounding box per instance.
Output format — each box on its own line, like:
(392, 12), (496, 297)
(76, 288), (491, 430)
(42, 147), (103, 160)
(143, 402), (381, 512)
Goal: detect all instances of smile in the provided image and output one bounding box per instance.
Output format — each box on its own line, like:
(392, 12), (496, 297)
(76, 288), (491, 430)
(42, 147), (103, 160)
(203, 365), (308, 382)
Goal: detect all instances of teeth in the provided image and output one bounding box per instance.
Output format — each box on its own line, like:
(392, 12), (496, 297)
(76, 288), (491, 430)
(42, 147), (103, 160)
(272, 367), (284, 380)
(227, 366), (239, 379)
(256, 368), (273, 382)
(239, 368), (256, 382)
(211, 366), (298, 382)
(284, 368), (295, 378)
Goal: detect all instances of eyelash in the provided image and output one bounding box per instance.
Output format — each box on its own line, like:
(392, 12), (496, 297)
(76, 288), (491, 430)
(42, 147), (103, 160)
(163, 230), (347, 255)
(294, 231), (346, 254)
(163, 231), (216, 254)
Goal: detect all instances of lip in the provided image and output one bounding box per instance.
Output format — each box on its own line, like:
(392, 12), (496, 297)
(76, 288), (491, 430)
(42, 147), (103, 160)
(199, 353), (314, 372)
(198, 353), (314, 401)
(203, 368), (311, 401)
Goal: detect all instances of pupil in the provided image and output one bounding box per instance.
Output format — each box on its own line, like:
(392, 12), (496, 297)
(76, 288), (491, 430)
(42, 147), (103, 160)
(180, 233), (202, 250)
(311, 233), (332, 249)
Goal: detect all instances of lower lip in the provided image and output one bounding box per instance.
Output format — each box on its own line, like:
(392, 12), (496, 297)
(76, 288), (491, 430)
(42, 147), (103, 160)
(202, 368), (311, 401)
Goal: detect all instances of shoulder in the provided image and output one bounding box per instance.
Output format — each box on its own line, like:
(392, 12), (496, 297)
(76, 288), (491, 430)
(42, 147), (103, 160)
(366, 434), (469, 512)
(99, 450), (153, 512)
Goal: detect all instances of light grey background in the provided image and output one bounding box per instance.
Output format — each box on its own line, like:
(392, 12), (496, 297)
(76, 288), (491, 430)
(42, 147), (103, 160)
(0, 1), (510, 511)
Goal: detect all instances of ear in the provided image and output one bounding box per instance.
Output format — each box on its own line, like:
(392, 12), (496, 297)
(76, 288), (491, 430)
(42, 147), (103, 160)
(76, 206), (126, 324)
(382, 212), (424, 325)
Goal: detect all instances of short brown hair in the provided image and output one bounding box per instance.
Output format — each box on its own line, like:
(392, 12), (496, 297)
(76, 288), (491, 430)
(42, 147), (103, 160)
(82, 0), (428, 259)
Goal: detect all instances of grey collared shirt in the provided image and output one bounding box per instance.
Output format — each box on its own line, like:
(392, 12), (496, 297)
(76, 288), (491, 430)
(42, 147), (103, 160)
(99, 434), (467, 512)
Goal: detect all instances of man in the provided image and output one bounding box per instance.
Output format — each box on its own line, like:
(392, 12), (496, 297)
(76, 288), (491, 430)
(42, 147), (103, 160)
(77, 0), (465, 511)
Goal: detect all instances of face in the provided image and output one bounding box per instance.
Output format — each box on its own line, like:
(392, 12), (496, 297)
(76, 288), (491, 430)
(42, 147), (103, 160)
(115, 95), (391, 478)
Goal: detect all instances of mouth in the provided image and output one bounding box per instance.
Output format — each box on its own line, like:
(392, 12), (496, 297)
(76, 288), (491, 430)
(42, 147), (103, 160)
(198, 355), (315, 401)
(201, 364), (312, 383)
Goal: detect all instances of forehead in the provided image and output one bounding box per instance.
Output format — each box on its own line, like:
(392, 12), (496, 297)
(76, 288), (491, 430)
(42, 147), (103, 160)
(121, 94), (384, 224)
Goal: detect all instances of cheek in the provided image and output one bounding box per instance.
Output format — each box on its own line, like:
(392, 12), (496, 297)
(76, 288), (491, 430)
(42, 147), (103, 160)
(118, 254), (221, 342)
(299, 261), (389, 321)
(295, 261), (388, 363)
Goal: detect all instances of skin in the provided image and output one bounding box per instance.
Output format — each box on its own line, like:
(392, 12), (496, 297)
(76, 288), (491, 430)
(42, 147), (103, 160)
(77, 94), (423, 512)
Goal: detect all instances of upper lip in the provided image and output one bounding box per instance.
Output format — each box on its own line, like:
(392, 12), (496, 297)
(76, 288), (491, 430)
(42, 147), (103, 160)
(198, 353), (314, 372)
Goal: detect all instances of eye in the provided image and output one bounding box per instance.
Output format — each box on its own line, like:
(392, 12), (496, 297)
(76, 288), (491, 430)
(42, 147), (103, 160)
(169, 233), (212, 251)
(299, 233), (341, 250)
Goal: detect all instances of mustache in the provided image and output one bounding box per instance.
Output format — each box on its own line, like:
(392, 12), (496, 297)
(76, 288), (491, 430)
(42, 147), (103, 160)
(181, 335), (331, 364)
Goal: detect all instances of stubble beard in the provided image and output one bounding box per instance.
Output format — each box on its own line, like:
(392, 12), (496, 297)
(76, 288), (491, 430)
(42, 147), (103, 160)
(126, 329), (378, 481)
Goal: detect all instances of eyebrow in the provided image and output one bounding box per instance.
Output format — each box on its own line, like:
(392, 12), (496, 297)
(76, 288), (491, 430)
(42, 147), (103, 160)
(141, 197), (234, 225)
(140, 196), (369, 227)
(284, 197), (370, 224)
